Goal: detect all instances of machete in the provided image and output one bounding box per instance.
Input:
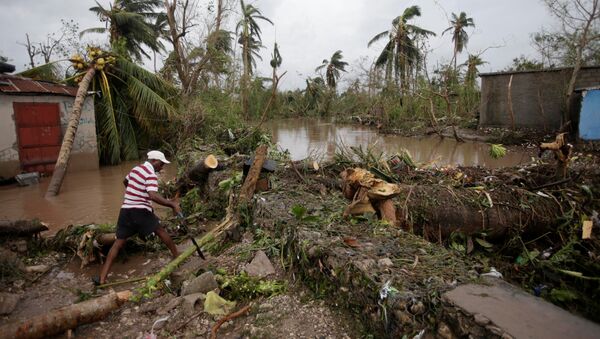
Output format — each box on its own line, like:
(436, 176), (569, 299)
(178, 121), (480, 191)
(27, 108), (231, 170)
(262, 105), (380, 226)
(177, 212), (206, 260)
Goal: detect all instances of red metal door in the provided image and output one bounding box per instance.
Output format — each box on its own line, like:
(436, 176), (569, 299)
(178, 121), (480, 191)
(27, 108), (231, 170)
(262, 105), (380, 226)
(13, 102), (62, 174)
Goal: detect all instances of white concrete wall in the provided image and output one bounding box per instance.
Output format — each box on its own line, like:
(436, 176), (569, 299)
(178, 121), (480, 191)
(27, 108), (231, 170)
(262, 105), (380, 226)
(0, 94), (98, 177)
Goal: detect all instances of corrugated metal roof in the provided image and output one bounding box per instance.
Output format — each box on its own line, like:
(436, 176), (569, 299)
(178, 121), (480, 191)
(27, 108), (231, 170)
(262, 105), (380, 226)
(0, 73), (78, 97)
(479, 65), (600, 77)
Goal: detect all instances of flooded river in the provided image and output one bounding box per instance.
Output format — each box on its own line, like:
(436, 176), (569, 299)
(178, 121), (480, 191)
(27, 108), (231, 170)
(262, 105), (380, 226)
(267, 118), (532, 167)
(0, 161), (176, 233)
(0, 119), (532, 232)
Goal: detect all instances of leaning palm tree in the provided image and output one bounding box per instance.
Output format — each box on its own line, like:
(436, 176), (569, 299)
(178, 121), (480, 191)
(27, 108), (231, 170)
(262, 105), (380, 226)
(236, 0), (273, 118)
(443, 12), (475, 71)
(45, 46), (177, 197)
(368, 6), (435, 92)
(315, 50), (348, 89)
(82, 0), (165, 61)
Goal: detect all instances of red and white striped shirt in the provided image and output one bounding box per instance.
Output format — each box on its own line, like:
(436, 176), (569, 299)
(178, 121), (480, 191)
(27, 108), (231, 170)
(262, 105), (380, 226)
(121, 161), (159, 211)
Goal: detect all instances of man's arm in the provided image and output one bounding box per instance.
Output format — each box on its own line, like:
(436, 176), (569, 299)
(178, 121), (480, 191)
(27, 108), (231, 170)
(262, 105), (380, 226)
(148, 191), (181, 214)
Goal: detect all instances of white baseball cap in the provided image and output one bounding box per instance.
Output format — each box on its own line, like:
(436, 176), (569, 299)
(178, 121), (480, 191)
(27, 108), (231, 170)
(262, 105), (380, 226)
(147, 150), (170, 164)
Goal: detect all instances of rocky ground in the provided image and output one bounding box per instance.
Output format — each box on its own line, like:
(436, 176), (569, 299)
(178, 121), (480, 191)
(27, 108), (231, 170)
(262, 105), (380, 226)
(0, 229), (358, 338)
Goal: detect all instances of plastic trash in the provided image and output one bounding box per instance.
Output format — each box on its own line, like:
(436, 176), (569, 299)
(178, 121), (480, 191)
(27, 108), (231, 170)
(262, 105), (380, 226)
(144, 316), (169, 339)
(481, 267), (503, 279)
(204, 291), (236, 315)
(15, 172), (40, 186)
(379, 280), (398, 300)
(413, 329), (425, 339)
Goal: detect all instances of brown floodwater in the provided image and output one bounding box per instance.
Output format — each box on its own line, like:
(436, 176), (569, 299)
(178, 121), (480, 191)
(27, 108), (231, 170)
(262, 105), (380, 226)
(0, 161), (177, 234)
(0, 119), (532, 232)
(266, 118), (533, 167)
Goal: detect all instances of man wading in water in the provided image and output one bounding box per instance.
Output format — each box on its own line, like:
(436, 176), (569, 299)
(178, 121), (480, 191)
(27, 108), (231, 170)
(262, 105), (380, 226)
(95, 150), (181, 285)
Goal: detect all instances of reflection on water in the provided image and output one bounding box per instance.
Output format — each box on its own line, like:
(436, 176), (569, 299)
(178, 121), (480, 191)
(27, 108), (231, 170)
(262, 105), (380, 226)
(0, 119), (531, 232)
(0, 161), (176, 233)
(266, 118), (532, 168)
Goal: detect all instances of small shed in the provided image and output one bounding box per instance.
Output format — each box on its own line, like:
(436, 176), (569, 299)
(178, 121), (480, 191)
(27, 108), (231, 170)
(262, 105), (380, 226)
(479, 66), (600, 131)
(578, 87), (600, 140)
(0, 69), (98, 178)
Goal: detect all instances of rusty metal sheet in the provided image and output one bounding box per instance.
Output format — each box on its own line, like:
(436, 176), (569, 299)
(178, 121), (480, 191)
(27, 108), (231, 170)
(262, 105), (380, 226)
(0, 74), (77, 96)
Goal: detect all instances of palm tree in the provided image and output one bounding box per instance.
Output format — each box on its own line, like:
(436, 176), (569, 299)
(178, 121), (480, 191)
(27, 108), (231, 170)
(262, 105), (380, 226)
(443, 12), (475, 71)
(463, 54), (486, 89)
(315, 50), (348, 89)
(45, 46), (177, 197)
(368, 6), (435, 92)
(236, 0), (273, 118)
(82, 0), (165, 61)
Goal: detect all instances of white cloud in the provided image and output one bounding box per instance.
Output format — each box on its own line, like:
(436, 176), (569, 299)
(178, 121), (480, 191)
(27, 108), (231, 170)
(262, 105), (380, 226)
(0, 0), (557, 90)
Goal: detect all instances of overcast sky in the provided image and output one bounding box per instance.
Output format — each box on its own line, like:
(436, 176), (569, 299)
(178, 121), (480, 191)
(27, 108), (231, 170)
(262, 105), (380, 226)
(0, 0), (558, 90)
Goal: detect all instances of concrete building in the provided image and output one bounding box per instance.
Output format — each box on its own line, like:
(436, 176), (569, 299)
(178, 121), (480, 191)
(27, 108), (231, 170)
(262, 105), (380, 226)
(0, 72), (98, 178)
(479, 66), (600, 131)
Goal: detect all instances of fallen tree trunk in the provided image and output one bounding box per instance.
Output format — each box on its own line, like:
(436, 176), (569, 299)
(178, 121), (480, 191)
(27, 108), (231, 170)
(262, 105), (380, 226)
(396, 184), (560, 240)
(0, 220), (48, 236)
(0, 291), (131, 339)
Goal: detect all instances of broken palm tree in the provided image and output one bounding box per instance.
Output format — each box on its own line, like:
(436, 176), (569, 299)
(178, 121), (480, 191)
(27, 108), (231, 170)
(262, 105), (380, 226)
(539, 132), (573, 179)
(138, 145), (268, 299)
(0, 219), (48, 237)
(0, 291), (131, 339)
(340, 168), (400, 224)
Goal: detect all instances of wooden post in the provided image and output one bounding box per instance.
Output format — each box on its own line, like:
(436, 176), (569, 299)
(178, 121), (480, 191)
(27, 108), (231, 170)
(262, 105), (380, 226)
(507, 75), (515, 130)
(239, 144), (268, 203)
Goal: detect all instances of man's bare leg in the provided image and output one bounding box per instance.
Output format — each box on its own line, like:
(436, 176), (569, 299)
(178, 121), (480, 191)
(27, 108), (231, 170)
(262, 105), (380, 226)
(99, 238), (127, 284)
(155, 226), (180, 258)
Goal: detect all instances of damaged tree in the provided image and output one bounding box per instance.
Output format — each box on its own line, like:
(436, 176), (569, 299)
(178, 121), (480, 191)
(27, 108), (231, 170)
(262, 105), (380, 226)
(539, 133), (573, 179)
(340, 168), (400, 224)
(0, 291), (131, 339)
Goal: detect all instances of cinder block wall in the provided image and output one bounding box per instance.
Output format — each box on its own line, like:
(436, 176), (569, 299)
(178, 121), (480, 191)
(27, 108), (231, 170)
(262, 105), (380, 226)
(479, 66), (600, 131)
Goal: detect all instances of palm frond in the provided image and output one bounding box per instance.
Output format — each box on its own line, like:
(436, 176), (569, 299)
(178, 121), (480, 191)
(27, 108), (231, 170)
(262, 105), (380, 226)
(127, 76), (176, 129)
(18, 62), (62, 82)
(116, 58), (178, 98)
(80, 27), (108, 38)
(95, 74), (121, 164)
(402, 5), (422, 21)
(368, 30), (390, 47)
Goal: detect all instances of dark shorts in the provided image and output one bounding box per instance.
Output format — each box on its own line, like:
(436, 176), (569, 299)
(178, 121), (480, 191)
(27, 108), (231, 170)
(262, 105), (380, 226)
(116, 208), (160, 239)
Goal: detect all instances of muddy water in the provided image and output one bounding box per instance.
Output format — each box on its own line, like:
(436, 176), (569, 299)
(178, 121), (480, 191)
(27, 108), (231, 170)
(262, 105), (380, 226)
(0, 161), (176, 233)
(266, 118), (533, 167)
(0, 119), (531, 232)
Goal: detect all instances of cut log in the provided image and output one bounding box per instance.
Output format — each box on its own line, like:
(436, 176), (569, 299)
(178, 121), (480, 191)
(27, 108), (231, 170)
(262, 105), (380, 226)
(0, 291), (131, 339)
(0, 220), (48, 236)
(187, 155), (219, 183)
